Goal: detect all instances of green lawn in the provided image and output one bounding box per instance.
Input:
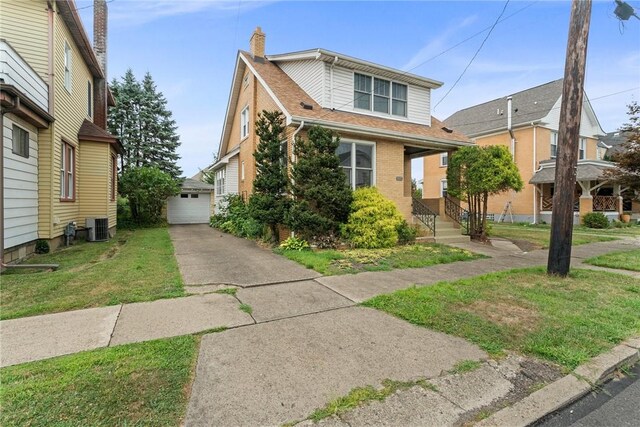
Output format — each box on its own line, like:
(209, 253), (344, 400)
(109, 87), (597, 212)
(585, 248), (640, 272)
(489, 223), (625, 249)
(1, 227), (185, 320)
(276, 243), (484, 275)
(364, 268), (640, 370)
(0, 336), (198, 426)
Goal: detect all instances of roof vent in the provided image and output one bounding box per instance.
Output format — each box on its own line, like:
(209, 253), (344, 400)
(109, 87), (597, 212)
(441, 126), (453, 134)
(300, 102), (313, 110)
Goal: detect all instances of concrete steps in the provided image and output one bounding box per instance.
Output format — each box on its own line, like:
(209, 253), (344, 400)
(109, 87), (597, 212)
(414, 216), (471, 244)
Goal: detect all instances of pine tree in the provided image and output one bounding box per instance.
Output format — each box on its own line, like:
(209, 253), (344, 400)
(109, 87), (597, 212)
(108, 69), (182, 179)
(248, 111), (289, 243)
(288, 126), (352, 242)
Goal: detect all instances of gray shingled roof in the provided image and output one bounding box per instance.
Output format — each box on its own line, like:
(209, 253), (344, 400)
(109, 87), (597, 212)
(601, 131), (629, 158)
(181, 178), (215, 191)
(529, 160), (614, 184)
(445, 79), (564, 137)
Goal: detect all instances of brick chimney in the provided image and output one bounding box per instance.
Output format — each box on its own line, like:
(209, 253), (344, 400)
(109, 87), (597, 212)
(93, 0), (108, 129)
(250, 26), (265, 58)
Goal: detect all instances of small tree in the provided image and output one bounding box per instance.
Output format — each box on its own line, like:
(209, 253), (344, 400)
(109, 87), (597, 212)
(119, 166), (180, 225)
(248, 111), (289, 242)
(605, 102), (640, 194)
(288, 126), (352, 242)
(447, 146), (523, 239)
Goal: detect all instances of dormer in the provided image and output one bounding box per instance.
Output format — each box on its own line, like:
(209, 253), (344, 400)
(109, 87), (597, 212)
(267, 49), (442, 126)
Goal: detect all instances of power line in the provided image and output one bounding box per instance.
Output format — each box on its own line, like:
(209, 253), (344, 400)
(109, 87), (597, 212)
(434, 0), (511, 109)
(71, 0), (115, 12)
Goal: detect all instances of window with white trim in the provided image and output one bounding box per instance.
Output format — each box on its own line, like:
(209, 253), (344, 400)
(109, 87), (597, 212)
(12, 125), (29, 158)
(215, 169), (226, 195)
(354, 73), (407, 118)
(240, 106), (249, 140)
(60, 141), (75, 200)
(440, 179), (448, 197)
(440, 152), (448, 167)
(337, 141), (374, 189)
(550, 132), (558, 158)
(64, 41), (72, 92)
(579, 138), (586, 160)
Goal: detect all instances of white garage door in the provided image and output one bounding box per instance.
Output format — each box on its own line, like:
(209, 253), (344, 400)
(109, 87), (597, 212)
(167, 193), (211, 224)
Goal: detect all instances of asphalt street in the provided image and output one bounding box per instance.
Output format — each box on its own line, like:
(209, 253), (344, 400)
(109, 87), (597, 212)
(537, 363), (640, 427)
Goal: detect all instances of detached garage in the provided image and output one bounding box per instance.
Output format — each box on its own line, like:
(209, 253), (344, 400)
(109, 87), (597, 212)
(167, 179), (215, 224)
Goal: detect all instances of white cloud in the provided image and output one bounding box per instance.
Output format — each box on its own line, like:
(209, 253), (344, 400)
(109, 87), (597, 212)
(402, 15), (478, 72)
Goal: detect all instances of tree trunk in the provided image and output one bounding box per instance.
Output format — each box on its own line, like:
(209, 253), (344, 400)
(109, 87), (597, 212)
(548, 0), (592, 276)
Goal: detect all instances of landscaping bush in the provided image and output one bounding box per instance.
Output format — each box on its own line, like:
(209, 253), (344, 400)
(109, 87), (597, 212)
(34, 240), (50, 254)
(343, 187), (404, 249)
(397, 220), (418, 245)
(279, 236), (310, 251)
(583, 212), (609, 229)
(211, 195), (263, 239)
(119, 166), (180, 226)
(116, 197), (136, 229)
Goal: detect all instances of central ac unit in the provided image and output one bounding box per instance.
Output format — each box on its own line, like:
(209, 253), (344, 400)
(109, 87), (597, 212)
(86, 217), (109, 242)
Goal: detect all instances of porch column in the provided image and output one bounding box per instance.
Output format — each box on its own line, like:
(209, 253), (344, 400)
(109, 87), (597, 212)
(579, 195), (593, 220)
(403, 153), (412, 197)
(613, 184), (623, 215)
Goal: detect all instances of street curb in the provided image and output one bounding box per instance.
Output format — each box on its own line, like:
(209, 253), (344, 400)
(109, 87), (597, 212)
(475, 337), (640, 427)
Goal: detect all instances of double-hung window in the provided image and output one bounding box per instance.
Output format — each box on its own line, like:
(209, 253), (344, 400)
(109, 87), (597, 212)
(60, 141), (75, 200)
(12, 125), (29, 158)
(579, 138), (586, 160)
(441, 179), (448, 197)
(64, 41), (72, 92)
(550, 132), (558, 158)
(439, 152), (448, 167)
(354, 73), (408, 118)
(215, 169), (226, 195)
(337, 141), (374, 189)
(240, 106), (249, 139)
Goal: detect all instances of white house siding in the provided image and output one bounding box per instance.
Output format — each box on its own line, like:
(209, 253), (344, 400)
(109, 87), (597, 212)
(542, 97), (603, 137)
(0, 40), (49, 111)
(278, 60), (325, 106)
(328, 65), (430, 125)
(3, 115), (39, 249)
(213, 156), (240, 214)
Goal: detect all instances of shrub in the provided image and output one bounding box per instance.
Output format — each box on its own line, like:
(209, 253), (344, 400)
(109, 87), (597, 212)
(35, 240), (50, 254)
(397, 220), (418, 245)
(119, 166), (180, 226)
(279, 236), (310, 251)
(343, 187), (404, 249)
(116, 197), (136, 229)
(211, 195), (264, 239)
(583, 212), (609, 229)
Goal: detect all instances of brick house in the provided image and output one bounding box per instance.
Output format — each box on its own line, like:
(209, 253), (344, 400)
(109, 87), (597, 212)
(422, 79), (632, 224)
(208, 27), (472, 228)
(1, 0), (122, 263)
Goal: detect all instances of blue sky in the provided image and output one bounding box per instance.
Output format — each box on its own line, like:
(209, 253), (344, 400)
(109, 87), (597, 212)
(77, 0), (640, 178)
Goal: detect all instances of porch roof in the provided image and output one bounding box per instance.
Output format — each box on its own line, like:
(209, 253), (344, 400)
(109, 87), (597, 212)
(529, 160), (616, 184)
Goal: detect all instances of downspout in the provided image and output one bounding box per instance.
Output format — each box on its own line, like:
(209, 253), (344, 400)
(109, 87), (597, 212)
(48, 1), (55, 115)
(507, 96), (515, 159)
(532, 123), (537, 224)
(289, 120), (304, 238)
(330, 56), (338, 109)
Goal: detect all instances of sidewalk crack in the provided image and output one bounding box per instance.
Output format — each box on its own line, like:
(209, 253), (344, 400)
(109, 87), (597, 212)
(107, 304), (124, 347)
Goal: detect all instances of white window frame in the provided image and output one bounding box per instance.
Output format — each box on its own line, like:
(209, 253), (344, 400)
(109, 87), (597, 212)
(579, 138), (586, 160)
(241, 160), (245, 181)
(353, 72), (408, 118)
(60, 141), (75, 200)
(338, 139), (376, 190)
(12, 125), (29, 158)
(64, 41), (72, 92)
(439, 152), (448, 167)
(240, 106), (249, 140)
(215, 169), (226, 195)
(550, 131), (558, 158)
(440, 179), (448, 197)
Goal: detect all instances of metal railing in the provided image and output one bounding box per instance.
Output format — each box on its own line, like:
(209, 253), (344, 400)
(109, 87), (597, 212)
(412, 197), (437, 236)
(444, 196), (470, 235)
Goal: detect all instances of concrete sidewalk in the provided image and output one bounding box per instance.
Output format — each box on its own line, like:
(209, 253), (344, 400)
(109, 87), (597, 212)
(1, 238), (636, 368)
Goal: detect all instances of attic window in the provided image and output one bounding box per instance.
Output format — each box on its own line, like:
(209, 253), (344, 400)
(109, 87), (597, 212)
(354, 73), (407, 118)
(243, 74), (249, 88)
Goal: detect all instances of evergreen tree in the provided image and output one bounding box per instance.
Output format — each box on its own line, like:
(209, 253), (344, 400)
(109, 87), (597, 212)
(605, 102), (640, 193)
(288, 126), (352, 242)
(248, 111), (289, 243)
(108, 69), (182, 179)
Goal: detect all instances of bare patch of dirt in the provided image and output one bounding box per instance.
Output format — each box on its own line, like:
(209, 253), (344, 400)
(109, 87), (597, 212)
(463, 300), (540, 333)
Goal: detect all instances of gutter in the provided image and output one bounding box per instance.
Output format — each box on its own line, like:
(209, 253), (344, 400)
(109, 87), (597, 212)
(290, 116), (472, 148)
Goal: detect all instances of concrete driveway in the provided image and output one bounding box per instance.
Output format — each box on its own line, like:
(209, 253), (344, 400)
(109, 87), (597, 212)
(169, 224), (321, 287)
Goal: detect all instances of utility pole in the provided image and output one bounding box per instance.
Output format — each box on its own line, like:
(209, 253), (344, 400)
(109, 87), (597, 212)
(548, 0), (592, 276)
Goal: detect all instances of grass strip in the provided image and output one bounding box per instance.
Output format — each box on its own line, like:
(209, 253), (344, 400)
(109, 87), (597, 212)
(584, 248), (640, 272)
